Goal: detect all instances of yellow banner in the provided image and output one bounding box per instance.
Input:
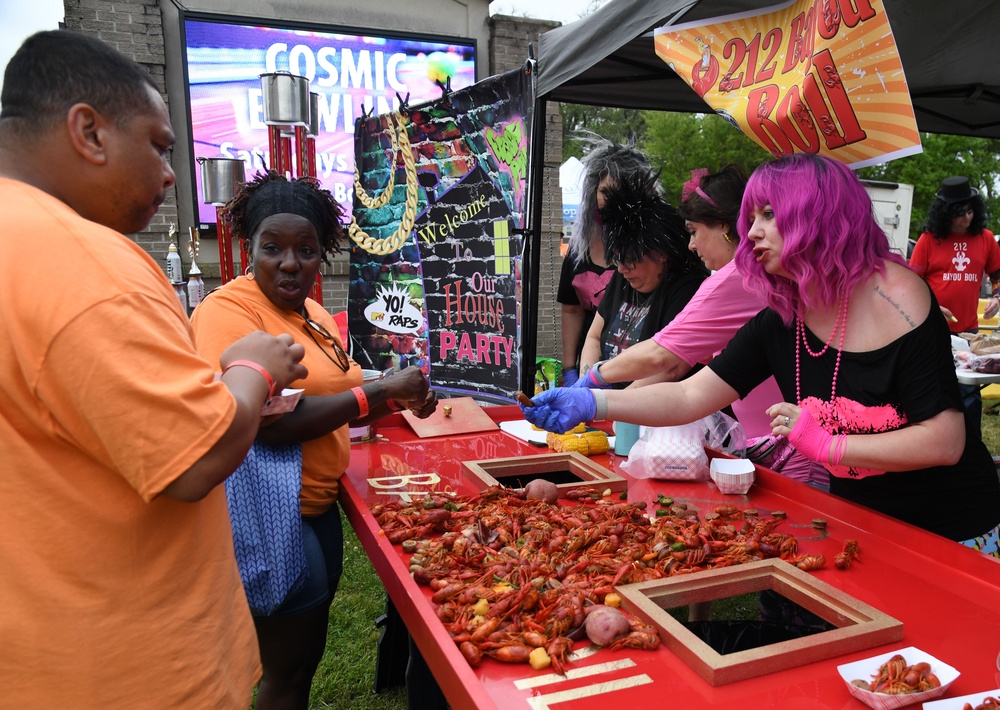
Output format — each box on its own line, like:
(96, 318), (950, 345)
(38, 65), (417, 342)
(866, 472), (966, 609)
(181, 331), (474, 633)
(654, 0), (921, 167)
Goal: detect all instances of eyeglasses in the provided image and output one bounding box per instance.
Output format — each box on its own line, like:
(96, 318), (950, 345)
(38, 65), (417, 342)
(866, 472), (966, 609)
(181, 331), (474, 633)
(606, 256), (639, 270)
(303, 317), (350, 373)
(952, 206), (975, 217)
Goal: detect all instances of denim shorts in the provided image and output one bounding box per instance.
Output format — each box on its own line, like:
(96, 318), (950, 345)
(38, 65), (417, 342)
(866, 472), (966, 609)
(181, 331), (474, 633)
(261, 503), (344, 618)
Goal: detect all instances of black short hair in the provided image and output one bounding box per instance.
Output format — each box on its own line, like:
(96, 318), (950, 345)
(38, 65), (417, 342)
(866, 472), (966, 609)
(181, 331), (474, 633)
(0, 30), (158, 136)
(225, 171), (347, 264)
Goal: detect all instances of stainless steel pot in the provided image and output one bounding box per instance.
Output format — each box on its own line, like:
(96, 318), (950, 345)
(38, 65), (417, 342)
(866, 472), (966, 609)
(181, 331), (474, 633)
(260, 71), (310, 126)
(197, 157), (246, 205)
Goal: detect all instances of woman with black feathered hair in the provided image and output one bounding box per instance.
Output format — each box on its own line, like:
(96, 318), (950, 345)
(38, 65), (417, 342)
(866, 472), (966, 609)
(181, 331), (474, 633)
(578, 170), (709, 387)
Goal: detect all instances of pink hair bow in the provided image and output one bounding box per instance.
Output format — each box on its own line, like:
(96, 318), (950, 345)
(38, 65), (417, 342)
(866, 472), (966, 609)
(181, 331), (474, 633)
(681, 168), (719, 209)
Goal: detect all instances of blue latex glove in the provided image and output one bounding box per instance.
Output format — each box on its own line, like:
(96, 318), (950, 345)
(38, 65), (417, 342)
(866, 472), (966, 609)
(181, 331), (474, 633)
(573, 362), (611, 389)
(519, 388), (596, 433)
(562, 368), (579, 387)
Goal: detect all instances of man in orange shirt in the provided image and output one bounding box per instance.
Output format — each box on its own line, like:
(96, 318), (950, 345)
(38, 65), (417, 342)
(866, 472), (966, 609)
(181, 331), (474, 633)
(0, 31), (307, 707)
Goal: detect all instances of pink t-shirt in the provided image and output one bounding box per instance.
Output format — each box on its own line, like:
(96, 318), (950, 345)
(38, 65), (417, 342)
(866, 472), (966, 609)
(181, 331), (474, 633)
(652, 262), (777, 436)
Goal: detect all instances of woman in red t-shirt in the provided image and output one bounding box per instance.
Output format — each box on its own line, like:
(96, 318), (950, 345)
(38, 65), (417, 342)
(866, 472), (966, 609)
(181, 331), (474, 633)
(910, 175), (1000, 433)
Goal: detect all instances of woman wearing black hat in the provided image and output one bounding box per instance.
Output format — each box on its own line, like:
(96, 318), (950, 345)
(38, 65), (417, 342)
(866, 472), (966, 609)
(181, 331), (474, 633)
(910, 175), (1000, 432)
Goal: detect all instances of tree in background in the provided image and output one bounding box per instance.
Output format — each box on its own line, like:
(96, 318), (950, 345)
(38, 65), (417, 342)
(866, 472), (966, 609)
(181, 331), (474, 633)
(560, 105), (1000, 239)
(561, 104), (647, 160)
(641, 110), (771, 205)
(857, 133), (1000, 238)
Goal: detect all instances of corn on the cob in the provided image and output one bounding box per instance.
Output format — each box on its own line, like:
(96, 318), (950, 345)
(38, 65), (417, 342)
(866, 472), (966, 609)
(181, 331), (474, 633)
(559, 436), (590, 455)
(581, 431), (609, 454)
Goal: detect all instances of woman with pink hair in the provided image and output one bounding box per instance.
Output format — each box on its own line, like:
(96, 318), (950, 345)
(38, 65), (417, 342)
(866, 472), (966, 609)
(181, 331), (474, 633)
(523, 154), (1000, 554)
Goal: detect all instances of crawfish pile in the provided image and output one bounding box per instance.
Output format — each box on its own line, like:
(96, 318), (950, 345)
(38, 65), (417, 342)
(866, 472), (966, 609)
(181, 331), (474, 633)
(373, 486), (805, 673)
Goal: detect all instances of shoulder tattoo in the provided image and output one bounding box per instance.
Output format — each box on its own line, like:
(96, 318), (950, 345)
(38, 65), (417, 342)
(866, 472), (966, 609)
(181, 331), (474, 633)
(874, 285), (918, 329)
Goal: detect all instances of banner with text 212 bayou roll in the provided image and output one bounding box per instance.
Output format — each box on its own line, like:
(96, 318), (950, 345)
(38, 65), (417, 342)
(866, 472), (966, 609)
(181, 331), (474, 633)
(654, 0), (921, 168)
(347, 66), (532, 401)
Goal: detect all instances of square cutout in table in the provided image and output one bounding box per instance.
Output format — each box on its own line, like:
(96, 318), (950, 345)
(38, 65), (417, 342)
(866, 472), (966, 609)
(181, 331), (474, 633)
(462, 452), (627, 494)
(615, 558), (903, 686)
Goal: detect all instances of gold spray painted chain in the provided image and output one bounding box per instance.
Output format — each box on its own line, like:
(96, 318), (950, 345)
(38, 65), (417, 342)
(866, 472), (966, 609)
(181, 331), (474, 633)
(349, 111), (419, 255)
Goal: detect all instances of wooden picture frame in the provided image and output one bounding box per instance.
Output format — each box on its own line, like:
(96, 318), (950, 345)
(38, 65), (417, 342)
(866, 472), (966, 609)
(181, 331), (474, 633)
(462, 451), (627, 494)
(615, 558), (903, 686)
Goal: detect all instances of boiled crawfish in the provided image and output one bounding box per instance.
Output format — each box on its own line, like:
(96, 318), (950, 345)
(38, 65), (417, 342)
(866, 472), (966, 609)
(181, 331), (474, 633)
(834, 539), (861, 569)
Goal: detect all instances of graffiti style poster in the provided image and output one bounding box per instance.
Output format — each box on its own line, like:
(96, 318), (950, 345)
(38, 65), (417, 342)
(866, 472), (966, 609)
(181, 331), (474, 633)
(654, 0), (921, 167)
(347, 67), (532, 401)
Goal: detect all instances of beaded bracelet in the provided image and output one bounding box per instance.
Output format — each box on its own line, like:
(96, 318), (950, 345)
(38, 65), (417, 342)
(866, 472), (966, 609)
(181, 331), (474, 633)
(351, 386), (370, 418)
(223, 360), (277, 400)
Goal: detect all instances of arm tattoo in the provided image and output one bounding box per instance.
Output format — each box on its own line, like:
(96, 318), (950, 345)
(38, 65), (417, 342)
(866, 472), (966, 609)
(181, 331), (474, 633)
(874, 285), (918, 328)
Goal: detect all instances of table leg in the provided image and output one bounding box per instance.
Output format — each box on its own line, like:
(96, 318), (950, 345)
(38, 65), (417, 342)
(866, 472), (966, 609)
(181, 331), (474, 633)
(373, 598), (409, 693)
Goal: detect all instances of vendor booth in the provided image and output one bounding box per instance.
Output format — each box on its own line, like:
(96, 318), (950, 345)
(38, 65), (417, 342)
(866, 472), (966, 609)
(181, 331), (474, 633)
(519, 0), (1000, 392)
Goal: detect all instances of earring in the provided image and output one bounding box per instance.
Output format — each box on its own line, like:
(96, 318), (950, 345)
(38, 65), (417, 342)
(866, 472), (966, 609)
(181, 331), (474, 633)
(723, 232), (736, 244)
(244, 265), (255, 281)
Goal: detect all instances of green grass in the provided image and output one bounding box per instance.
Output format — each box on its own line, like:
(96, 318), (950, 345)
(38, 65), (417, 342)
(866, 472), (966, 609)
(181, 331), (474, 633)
(983, 399), (1000, 455)
(309, 525), (407, 710)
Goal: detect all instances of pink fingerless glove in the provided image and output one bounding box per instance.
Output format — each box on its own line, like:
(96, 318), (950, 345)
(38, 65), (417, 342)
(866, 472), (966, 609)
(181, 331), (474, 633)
(788, 409), (846, 466)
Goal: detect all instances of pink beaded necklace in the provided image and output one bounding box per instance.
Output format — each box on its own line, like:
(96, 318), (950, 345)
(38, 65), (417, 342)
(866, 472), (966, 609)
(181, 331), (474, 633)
(795, 295), (849, 403)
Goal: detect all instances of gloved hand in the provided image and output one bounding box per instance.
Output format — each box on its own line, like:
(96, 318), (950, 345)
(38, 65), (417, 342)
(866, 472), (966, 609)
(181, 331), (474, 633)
(562, 368), (579, 387)
(573, 362), (611, 389)
(519, 388), (596, 433)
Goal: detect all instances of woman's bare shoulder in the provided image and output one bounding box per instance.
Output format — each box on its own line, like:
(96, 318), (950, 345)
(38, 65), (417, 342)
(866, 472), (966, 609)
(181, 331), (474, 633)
(864, 261), (930, 331)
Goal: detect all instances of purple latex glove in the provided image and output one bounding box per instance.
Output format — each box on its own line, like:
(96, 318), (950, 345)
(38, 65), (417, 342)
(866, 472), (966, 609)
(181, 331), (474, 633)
(562, 368), (579, 387)
(519, 387), (596, 433)
(573, 362), (611, 389)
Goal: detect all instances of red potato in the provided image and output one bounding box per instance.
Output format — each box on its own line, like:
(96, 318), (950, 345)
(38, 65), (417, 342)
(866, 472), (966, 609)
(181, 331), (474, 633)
(524, 479), (559, 504)
(584, 606), (630, 646)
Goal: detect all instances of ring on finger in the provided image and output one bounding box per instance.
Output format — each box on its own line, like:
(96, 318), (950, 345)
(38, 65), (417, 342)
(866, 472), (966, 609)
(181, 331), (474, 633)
(784, 415), (790, 428)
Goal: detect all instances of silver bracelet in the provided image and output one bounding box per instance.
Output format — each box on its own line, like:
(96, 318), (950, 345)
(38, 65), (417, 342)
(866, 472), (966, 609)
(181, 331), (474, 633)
(592, 389), (608, 422)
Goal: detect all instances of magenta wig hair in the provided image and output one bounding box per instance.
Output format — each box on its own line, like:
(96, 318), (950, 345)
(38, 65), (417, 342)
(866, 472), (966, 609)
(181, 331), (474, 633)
(734, 154), (906, 323)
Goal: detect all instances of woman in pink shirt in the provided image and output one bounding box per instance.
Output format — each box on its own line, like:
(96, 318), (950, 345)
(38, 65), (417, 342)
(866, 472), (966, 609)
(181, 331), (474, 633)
(576, 165), (817, 486)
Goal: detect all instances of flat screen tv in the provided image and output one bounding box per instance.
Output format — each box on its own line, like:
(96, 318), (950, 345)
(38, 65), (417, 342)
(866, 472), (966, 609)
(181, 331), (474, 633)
(182, 15), (477, 228)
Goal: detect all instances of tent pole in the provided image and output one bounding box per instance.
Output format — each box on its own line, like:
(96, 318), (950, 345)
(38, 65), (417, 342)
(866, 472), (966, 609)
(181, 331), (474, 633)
(521, 93), (547, 395)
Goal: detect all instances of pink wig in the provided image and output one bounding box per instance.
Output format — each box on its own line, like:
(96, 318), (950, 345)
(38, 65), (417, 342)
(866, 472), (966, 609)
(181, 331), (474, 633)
(734, 154), (906, 323)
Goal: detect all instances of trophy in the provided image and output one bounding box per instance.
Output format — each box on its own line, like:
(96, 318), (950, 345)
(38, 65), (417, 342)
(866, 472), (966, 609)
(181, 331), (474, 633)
(187, 227), (206, 309)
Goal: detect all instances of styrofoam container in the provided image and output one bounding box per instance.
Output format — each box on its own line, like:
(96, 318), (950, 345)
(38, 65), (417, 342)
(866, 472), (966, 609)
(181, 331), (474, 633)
(709, 457), (755, 494)
(835, 646), (959, 710)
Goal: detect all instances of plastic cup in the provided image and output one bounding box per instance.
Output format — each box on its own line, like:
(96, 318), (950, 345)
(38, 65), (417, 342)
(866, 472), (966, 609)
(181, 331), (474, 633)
(614, 421), (641, 456)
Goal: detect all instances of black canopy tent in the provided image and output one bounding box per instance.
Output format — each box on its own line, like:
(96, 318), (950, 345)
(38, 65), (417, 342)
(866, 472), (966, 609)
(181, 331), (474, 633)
(519, 0), (1000, 392)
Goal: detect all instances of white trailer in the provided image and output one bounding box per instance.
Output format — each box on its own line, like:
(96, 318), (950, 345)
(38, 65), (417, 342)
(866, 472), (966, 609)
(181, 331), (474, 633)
(860, 179), (915, 257)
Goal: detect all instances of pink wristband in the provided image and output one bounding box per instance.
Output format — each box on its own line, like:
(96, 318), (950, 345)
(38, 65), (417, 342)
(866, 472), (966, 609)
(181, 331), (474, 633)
(351, 386), (370, 417)
(223, 360), (277, 400)
(787, 408), (835, 464)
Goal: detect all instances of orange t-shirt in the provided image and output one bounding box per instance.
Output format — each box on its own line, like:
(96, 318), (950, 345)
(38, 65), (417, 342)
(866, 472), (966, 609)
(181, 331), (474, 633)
(191, 276), (361, 516)
(0, 179), (260, 707)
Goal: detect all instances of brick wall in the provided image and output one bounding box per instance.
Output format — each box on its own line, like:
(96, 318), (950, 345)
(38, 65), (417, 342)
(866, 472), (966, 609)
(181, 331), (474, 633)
(489, 15), (563, 362)
(63, 0), (177, 274)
